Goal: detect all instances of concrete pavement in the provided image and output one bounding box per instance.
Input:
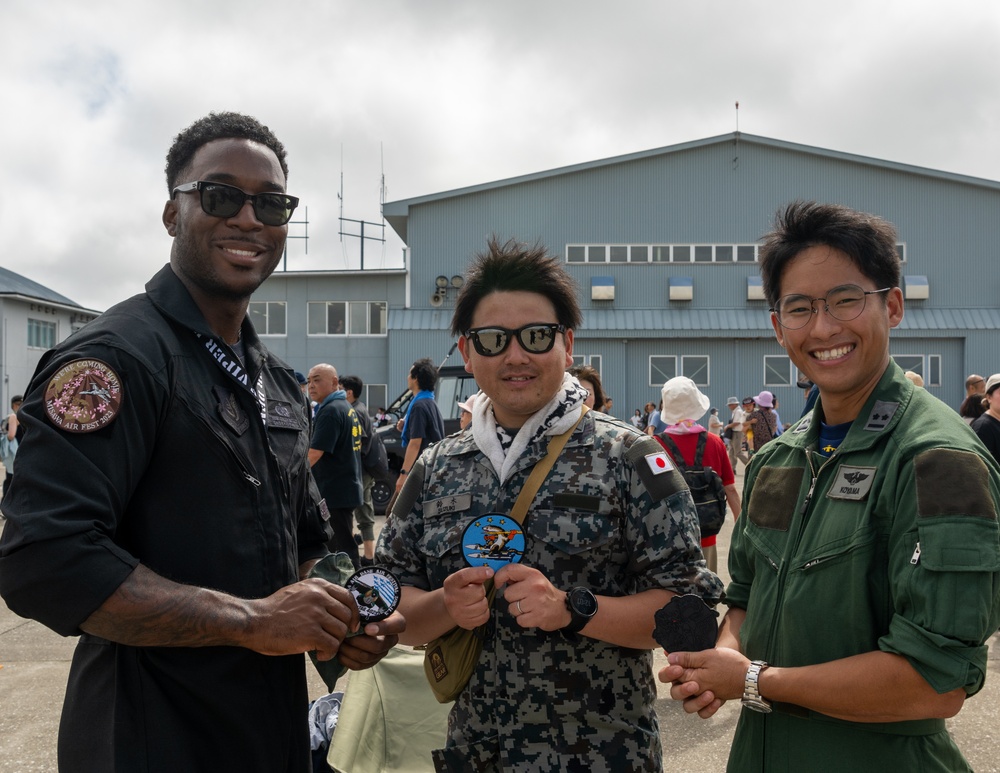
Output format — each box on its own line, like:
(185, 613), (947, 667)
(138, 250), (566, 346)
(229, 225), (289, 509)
(3, 479), (1000, 771)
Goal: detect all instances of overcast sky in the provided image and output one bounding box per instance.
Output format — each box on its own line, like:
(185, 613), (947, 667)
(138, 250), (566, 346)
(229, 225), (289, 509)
(3, 0), (998, 312)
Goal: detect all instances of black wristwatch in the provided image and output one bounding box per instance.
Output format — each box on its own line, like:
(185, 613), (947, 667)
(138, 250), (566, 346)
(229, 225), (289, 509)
(562, 587), (598, 634)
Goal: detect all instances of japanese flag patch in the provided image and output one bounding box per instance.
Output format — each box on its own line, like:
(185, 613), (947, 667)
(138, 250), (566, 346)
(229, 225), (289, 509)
(645, 451), (674, 475)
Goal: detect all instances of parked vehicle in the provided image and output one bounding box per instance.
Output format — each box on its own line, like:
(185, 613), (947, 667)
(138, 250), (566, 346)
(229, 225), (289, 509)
(372, 364), (479, 513)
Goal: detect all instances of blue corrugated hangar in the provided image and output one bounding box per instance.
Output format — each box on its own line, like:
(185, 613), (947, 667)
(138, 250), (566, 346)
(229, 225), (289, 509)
(253, 132), (1000, 421)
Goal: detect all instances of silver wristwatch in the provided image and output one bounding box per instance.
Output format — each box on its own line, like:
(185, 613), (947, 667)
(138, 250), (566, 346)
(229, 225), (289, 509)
(741, 660), (772, 713)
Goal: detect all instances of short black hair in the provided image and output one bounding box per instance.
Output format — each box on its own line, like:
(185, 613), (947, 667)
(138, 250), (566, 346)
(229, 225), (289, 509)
(164, 112), (289, 193)
(451, 236), (582, 336)
(410, 358), (438, 392)
(11, 394), (23, 406)
(758, 201), (900, 309)
(568, 364), (606, 412)
(340, 375), (363, 398)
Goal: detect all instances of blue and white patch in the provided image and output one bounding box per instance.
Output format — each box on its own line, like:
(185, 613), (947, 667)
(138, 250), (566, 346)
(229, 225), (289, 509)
(863, 401), (899, 432)
(826, 464), (877, 501)
(462, 514), (525, 570)
(345, 566), (400, 623)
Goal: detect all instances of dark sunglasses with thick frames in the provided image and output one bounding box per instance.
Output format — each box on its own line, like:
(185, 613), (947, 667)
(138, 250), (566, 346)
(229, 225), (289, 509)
(172, 181), (299, 227)
(772, 285), (892, 330)
(465, 323), (567, 357)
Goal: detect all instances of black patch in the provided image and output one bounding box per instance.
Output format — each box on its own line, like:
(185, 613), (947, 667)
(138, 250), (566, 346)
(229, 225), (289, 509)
(915, 449), (996, 520)
(653, 595), (719, 652)
(267, 398), (304, 430)
(214, 385), (249, 435)
(747, 466), (805, 531)
(552, 493), (602, 511)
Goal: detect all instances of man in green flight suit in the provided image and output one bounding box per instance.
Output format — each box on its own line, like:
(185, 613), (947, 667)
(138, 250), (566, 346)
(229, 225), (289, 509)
(660, 201), (1000, 772)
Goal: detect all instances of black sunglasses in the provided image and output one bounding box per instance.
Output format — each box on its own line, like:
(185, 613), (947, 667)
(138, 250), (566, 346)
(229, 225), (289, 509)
(465, 323), (566, 357)
(173, 181), (299, 226)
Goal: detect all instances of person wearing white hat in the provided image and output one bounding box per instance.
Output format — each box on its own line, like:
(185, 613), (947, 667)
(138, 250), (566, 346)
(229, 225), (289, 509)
(743, 389), (779, 453)
(457, 391), (479, 430)
(655, 377), (741, 573)
(971, 373), (1000, 465)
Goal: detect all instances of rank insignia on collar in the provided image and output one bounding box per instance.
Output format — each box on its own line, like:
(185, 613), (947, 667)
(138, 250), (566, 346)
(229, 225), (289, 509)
(863, 400), (899, 432)
(793, 413), (813, 434)
(345, 567), (401, 624)
(44, 359), (123, 433)
(462, 514), (525, 571)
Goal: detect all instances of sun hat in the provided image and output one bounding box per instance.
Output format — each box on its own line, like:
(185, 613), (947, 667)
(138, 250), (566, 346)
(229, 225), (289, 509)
(457, 392), (479, 413)
(985, 374), (1000, 396)
(659, 377), (711, 425)
(754, 390), (774, 408)
(726, 396), (739, 405)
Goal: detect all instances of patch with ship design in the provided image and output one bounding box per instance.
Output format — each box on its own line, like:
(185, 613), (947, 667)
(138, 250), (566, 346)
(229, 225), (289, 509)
(44, 359), (123, 433)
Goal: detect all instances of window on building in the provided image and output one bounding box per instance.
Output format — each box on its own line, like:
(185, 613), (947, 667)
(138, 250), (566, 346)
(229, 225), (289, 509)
(649, 355), (677, 386)
(28, 318), (56, 349)
(565, 242), (761, 264)
(366, 384), (388, 414)
(248, 301), (287, 335)
(307, 301), (387, 335)
(682, 356), (709, 386)
(892, 354), (940, 387)
(764, 355), (794, 387)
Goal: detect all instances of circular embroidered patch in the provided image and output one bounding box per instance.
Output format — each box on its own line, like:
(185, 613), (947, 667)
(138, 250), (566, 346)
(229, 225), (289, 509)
(461, 514), (525, 570)
(345, 567), (401, 624)
(44, 359), (124, 433)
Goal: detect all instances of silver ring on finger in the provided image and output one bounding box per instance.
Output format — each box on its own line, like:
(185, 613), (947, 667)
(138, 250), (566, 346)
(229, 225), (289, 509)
(516, 600), (523, 615)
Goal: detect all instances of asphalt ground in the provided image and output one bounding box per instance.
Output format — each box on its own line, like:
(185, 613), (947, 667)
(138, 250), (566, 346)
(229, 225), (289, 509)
(2, 465), (999, 771)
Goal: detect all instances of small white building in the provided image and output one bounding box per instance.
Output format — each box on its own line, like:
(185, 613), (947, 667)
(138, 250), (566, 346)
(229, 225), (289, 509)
(0, 266), (101, 410)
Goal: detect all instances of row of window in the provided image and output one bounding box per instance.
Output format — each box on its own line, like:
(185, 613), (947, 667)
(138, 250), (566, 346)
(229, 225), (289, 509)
(574, 353), (941, 389)
(566, 243), (907, 264)
(250, 301), (388, 336)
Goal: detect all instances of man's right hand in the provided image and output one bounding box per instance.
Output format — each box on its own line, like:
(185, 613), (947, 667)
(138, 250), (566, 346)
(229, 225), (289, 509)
(442, 565), (494, 629)
(245, 578), (360, 661)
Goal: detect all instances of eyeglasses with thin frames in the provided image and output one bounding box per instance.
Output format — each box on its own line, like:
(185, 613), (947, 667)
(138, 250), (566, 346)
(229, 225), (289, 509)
(465, 323), (567, 357)
(772, 285), (892, 330)
(172, 181), (299, 226)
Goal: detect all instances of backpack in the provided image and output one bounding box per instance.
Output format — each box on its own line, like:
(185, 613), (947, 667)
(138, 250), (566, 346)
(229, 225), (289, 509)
(0, 433), (17, 471)
(656, 432), (727, 538)
(362, 430), (389, 479)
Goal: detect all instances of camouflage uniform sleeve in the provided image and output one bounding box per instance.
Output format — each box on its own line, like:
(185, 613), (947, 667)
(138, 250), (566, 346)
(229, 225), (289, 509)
(620, 433), (725, 603)
(374, 456), (433, 591)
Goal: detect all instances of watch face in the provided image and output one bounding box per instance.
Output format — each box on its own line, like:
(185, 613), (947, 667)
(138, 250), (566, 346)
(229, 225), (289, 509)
(570, 587), (598, 616)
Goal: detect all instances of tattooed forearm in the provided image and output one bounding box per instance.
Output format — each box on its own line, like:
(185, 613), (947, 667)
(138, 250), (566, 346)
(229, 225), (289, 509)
(80, 564), (252, 647)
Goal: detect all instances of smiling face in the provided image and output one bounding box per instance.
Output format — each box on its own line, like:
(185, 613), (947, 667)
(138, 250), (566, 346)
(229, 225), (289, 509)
(458, 290), (574, 428)
(771, 245), (903, 425)
(163, 138), (288, 310)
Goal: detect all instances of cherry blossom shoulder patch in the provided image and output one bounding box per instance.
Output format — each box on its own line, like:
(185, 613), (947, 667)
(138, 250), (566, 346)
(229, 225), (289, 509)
(44, 359), (124, 433)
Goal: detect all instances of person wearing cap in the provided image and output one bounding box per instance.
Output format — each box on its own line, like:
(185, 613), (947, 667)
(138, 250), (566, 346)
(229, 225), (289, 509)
(743, 390), (779, 452)
(457, 391), (478, 430)
(377, 236), (722, 771)
(971, 374), (1000, 465)
(723, 396), (750, 471)
(655, 377), (741, 573)
(660, 201), (1000, 772)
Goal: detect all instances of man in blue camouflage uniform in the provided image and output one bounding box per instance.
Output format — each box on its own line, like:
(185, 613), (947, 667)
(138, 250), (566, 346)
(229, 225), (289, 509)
(377, 236), (723, 772)
(661, 202), (1000, 772)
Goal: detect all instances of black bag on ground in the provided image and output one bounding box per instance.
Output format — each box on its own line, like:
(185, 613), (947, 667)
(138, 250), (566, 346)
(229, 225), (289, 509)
(656, 432), (727, 538)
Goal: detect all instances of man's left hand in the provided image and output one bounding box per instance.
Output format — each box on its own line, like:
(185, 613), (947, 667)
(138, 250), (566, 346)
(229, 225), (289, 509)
(336, 610), (406, 671)
(495, 563), (570, 631)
